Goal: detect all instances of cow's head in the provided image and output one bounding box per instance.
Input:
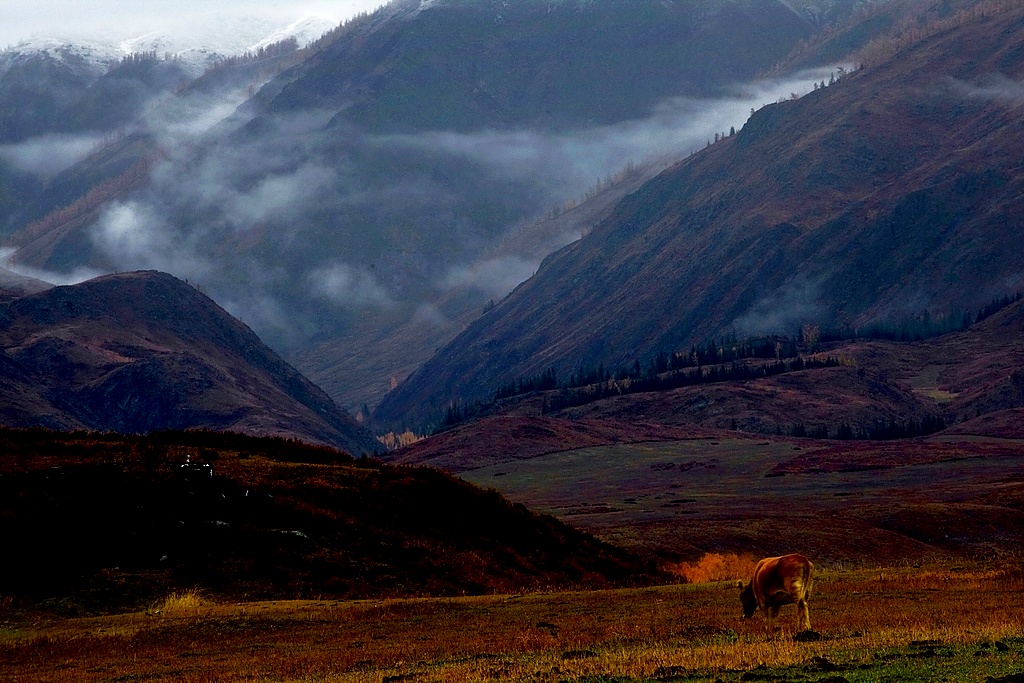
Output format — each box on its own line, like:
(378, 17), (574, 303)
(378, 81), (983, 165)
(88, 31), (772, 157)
(737, 580), (757, 619)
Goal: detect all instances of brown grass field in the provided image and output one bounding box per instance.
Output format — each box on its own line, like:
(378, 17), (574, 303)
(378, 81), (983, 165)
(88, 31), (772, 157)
(2, 430), (1023, 681)
(459, 436), (1024, 565)
(2, 564), (1023, 682)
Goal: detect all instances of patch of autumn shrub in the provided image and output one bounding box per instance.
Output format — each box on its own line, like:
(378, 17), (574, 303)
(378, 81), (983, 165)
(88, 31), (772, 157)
(155, 589), (214, 618)
(668, 553), (758, 584)
(377, 430), (423, 450)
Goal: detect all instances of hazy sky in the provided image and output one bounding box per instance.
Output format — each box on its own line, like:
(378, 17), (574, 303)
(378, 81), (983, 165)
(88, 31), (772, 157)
(0, 0), (387, 48)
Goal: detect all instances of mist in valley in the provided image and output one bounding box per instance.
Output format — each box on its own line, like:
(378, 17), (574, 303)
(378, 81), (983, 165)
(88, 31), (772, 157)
(69, 67), (844, 360)
(0, 53), (847, 414)
(0, 0), (867, 412)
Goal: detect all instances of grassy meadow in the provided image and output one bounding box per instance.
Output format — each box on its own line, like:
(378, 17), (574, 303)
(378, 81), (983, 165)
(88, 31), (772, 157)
(459, 437), (1024, 564)
(3, 563), (1022, 682)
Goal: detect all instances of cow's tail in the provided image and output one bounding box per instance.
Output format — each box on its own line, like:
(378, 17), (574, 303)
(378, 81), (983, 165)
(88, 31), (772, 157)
(803, 560), (814, 598)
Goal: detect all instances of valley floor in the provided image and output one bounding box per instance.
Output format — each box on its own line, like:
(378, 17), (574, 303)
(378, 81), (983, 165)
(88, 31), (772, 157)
(2, 564), (1022, 682)
(459, 435), (1024, 564)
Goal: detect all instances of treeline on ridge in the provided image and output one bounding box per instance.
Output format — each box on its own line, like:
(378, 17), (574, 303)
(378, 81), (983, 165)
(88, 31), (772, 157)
(440, 335), (825, 431)
(432, 292), (1023, 437)
(494, 335), (798, 403)
(813, 292), (1023, 345)
(780, 414), (948, 442)
(537, 355), (842, 417)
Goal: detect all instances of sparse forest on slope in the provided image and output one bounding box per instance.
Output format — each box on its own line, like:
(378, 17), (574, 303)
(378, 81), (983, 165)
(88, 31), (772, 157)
(374, 0), (1024, 425)
(0, 48), (191, 145)
(0, 31), (339, 243)
(390, 295), (1024, 475)
(772, 0), (996, 71)
(430, 292), (1021, 437)
(0, 51), (179, 236)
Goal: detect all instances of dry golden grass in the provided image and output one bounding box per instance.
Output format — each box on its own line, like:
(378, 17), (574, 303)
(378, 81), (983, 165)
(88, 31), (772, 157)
(152, 589), (216, 618)
(2, 564), (1022, 682)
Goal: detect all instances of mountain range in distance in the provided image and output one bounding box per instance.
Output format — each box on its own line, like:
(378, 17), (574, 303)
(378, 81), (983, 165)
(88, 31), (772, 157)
(0, 0), (1021, 469)
(1, 0), (876, 418)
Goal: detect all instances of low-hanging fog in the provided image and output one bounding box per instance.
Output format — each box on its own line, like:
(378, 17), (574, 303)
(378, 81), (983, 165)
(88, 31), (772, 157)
(13, 66), (845, 357)
(0, 133), (108, 177)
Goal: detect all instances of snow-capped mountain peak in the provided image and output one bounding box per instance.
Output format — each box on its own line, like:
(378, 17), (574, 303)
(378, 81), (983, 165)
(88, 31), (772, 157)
(2, 14), (340, 77)
(1, 36), (120, 72)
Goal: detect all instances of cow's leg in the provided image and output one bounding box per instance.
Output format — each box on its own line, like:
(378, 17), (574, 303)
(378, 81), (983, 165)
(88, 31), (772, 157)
(798, 598), (811, 631)
(766, 605), (781, 636)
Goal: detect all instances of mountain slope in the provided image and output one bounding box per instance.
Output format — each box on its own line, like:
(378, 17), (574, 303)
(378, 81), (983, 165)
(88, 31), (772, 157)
(0, 32), (325, 240)
(0, 265), (50, 300)
(254, 0), (840, 133)
(375, 0), (1024, 423)
(0, 270), (380, 454)
(552, 297), (1024, 434)
(388, 294), (1024, 480)
(0, 44), (196, 145)
(5, 0), (870, 419)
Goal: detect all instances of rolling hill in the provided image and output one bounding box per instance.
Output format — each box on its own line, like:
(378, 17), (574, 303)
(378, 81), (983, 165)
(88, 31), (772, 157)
(374, 0), (1024, 425)
(0, 428), (657, 613)
(0, 270), (380, 454)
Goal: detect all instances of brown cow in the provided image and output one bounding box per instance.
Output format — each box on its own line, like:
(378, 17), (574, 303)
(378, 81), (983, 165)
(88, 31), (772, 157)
(737, 554), (813, 633)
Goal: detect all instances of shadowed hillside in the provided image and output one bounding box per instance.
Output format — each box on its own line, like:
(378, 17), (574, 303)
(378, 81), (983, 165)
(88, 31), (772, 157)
(0, 270), (380, 454)
(0, 428), (659, 614)
(375, 0), (1024, 425)
(254, 0), (841, 133)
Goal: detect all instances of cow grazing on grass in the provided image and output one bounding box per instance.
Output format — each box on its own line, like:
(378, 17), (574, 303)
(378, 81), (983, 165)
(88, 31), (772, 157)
(738, 553), (813, 633)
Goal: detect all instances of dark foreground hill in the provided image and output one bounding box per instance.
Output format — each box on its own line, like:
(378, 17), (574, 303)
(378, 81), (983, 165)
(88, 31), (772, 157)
(0, 270), (380, 455)
(375, 0), (1024, 425)
(0, 429), (658, 614)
